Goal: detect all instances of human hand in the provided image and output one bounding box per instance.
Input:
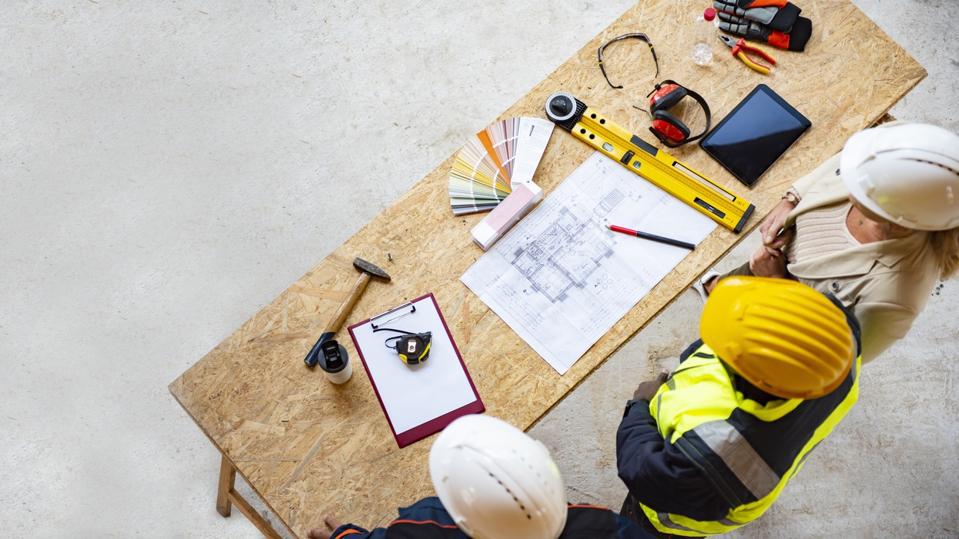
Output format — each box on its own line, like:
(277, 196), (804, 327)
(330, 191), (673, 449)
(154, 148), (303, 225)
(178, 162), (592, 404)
(308, 516), (344, 539)
(760, 198), (797, 249)
(749, 245), (788, 278)
(633, 371), (669, 401)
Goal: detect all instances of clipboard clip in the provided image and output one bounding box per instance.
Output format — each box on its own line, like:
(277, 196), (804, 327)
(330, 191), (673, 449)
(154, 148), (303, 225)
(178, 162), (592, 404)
(370, 302), (416, 330)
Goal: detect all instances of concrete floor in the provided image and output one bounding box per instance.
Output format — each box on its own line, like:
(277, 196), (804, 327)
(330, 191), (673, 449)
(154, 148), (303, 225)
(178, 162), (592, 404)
(1, 1), (955, 537)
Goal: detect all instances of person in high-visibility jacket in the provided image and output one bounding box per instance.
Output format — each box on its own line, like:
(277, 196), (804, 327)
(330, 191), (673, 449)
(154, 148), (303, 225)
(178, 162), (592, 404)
(616, 276), (862, 537)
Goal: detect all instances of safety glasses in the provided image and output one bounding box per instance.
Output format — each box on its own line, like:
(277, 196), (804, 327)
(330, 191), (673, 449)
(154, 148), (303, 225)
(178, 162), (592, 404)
(597, 33), (659, 89)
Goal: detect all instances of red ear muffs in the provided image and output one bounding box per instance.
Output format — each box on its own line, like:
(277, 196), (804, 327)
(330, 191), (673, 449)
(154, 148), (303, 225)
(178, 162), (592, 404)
(644, 80), (711, 148)
(649, 83), (687, 113)
(651, 110), (690, 143)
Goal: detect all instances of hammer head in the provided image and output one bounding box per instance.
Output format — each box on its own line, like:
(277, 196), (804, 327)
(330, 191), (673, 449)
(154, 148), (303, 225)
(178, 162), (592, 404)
(353, 257), (391, 281)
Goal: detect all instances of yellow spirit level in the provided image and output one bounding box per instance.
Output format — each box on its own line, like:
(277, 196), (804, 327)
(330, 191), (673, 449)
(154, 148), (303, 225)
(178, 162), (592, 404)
(544, 92), (754, 233)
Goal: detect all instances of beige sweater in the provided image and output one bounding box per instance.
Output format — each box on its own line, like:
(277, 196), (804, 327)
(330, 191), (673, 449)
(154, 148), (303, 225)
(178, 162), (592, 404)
(784, 201), (858, 265)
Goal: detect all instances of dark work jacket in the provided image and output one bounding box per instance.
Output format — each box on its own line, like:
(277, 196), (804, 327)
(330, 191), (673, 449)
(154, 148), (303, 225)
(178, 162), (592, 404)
(616, 295), (861, 523)
(330, 496), (655, 538)
(615, 340), (740, 522)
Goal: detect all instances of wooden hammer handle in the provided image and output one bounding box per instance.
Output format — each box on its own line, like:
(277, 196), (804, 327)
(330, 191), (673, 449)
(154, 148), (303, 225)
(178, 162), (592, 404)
(325, 272), (371, 333)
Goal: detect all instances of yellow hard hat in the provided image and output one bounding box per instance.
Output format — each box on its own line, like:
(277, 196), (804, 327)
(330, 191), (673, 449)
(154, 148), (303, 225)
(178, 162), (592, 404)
(701, 276), (856, 400)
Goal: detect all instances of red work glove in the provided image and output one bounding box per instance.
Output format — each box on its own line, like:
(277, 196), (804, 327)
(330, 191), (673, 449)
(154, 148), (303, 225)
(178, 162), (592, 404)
(714, 0), (801, 32)
(738, 0), (788, 8)
(718, 10), (812, 51)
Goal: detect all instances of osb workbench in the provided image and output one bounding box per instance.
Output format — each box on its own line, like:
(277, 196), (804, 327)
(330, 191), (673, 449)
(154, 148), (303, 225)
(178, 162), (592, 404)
(169, 1), (924, 536)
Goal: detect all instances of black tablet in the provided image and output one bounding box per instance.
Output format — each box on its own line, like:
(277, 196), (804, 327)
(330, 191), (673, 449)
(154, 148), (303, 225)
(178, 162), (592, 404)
(700, 84), (811, 187)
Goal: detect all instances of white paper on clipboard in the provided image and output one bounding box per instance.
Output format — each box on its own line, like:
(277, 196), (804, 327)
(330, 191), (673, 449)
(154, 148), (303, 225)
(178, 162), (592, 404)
(348, 294), (482, 439)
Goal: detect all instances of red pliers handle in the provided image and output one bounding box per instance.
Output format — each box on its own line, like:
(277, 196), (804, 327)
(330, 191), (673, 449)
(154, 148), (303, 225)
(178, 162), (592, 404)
(719, 34), (777, 75)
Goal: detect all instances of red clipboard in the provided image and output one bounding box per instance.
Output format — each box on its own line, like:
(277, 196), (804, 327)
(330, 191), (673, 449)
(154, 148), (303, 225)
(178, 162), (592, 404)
(348, 293), (484, 448)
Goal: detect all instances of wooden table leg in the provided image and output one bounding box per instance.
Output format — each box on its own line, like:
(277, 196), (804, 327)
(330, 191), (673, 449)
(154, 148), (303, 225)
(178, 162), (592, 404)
(215, 453), (283, 538)
(216, 454), (236, 517)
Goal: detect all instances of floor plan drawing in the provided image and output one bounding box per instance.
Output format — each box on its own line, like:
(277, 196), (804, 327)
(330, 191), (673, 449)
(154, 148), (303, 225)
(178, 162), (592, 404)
(510, 206), (615, 303)
(461, 153), (717, 374)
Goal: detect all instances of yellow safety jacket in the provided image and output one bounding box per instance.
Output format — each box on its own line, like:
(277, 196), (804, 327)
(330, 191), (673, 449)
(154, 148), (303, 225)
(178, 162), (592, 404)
(640, 343), (861, 536)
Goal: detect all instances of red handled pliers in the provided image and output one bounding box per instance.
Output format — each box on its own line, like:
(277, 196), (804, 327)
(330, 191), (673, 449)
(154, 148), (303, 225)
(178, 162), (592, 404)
(719, 34), (776, 75)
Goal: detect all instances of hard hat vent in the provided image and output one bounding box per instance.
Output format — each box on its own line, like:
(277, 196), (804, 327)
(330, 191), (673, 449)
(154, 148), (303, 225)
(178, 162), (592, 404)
(905, 157), (959, 177)
(487, 471), (532, 519)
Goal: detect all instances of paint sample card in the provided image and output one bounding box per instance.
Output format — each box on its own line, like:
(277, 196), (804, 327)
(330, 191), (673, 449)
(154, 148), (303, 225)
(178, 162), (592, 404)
(471, 182), (543, 250)
(448, 117), (554, 215)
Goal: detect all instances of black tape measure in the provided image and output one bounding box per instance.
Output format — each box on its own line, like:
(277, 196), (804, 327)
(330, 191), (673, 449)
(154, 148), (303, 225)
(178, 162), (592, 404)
(373, 327), (432, 365)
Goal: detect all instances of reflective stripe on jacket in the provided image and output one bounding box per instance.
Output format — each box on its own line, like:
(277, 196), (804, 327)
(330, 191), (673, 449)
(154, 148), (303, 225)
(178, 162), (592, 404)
(638, 343), (861, 536)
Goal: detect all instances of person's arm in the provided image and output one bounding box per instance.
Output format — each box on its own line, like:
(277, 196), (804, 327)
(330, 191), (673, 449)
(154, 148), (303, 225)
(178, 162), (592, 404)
(854, 301), (918, 363)
(616, 401), (730, 521)
(749, 243), (789, 278)
(325, 524), (377, 539)
(790, 152), (840, 199)
(759, 197), (798, 249)
(752, 152), (842, 249)
(320, 498), (454, 539)
(308, 521), (377, 539)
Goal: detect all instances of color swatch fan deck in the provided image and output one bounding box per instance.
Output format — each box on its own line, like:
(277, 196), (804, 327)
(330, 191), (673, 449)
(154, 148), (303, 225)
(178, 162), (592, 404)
(448, 117), (554, 215)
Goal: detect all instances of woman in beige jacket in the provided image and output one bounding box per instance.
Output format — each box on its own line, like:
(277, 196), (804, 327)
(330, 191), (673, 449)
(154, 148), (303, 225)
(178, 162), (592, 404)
(704, 123), (959, 363)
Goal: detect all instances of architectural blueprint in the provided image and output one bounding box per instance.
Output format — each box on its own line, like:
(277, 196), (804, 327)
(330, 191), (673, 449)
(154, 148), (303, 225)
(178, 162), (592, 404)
(461, 153), (716, 374)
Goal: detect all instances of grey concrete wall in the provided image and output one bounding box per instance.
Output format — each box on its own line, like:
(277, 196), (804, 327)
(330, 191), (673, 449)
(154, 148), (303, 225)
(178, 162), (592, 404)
(1, 1), (955, 537)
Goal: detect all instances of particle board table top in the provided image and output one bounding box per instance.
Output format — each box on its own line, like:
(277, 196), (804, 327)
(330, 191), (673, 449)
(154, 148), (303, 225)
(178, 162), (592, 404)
(169, 1), (924, 536)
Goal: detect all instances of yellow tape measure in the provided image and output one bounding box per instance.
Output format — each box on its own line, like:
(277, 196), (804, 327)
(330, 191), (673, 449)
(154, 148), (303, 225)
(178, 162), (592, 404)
(545, 92), (754, 233)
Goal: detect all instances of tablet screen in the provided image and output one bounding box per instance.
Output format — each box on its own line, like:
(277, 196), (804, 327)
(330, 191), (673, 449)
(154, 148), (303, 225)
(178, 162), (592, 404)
(700, 85), (811, 187)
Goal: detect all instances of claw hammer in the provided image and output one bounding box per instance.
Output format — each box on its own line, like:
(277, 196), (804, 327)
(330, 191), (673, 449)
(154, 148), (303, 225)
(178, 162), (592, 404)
(304, 257), (392, 369)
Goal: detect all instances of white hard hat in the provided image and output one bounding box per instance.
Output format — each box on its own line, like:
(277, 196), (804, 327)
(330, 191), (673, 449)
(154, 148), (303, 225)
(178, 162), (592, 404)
(428, 415), (567, 539)
(841, 122), (959, 231)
